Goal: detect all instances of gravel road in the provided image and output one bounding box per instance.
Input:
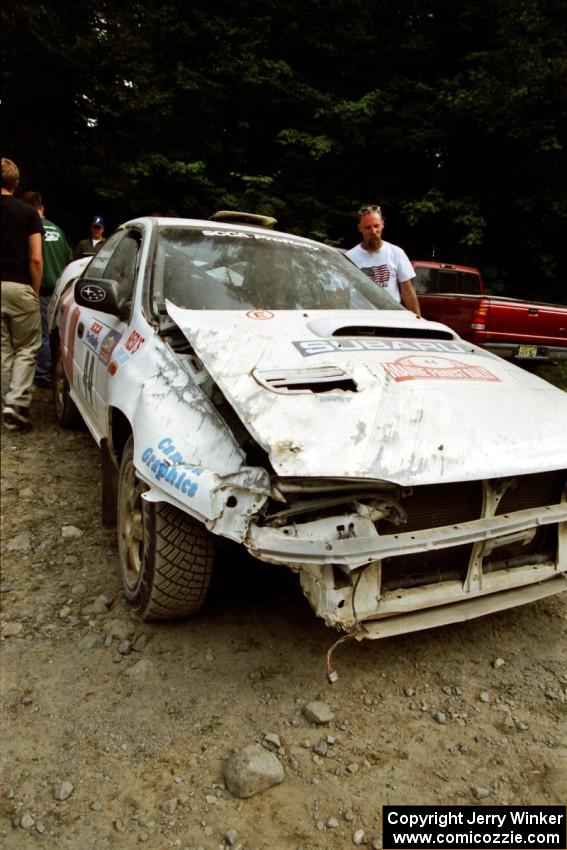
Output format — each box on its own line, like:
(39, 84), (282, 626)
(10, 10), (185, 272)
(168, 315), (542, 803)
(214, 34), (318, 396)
(1, 387), (566, 850)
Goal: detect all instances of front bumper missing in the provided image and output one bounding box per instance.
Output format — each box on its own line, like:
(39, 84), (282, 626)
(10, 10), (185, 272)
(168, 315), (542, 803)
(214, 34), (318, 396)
(247, 502), (567, 634)
(358, 575), (567, 639)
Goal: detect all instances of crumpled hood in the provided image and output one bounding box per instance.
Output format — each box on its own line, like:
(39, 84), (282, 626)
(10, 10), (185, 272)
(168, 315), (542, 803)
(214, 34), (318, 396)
(166, 303), (567, 486)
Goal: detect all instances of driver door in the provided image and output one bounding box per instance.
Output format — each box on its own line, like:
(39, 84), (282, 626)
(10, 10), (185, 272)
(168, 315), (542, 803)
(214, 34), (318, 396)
(71, 228), (141, 441)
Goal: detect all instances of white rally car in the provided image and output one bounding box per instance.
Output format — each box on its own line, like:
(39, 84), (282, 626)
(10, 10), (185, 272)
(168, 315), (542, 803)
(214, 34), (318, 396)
(49, 213), (567, 649)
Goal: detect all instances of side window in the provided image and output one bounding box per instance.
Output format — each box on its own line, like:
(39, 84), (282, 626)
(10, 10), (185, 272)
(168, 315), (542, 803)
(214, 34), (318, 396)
(413, 267), (434, 294)
(103, 232), (141, 305)
(83, 230), (127, 280)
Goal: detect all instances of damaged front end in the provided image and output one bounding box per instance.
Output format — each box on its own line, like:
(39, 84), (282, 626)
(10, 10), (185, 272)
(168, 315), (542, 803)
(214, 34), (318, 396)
(247, 470), (567, 638)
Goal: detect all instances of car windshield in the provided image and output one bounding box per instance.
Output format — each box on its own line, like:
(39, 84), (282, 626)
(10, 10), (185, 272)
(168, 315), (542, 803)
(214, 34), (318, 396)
(151, 226), (404, 313)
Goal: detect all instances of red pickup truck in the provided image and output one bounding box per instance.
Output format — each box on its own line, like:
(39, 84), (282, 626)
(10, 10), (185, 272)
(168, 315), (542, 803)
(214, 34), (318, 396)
(412, 261), (567, 362)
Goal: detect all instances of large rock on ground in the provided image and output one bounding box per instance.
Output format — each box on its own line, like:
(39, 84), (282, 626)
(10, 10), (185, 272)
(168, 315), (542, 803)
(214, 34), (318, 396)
(224, 744), (284, 798)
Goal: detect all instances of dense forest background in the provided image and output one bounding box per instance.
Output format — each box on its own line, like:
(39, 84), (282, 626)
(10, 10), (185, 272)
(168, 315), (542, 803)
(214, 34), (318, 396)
(2, 0), (566, 301)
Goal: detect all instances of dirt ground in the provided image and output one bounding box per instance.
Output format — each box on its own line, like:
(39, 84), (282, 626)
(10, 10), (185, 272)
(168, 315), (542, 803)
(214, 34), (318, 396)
(1, 386), (566, 850)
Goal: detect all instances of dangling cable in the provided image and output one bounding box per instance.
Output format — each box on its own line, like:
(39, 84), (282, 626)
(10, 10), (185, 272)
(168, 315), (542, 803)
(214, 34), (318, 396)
(325, 570), (363, 683)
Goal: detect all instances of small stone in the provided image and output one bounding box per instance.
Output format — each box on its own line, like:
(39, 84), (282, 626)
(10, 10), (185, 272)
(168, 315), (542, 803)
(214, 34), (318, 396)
(132, 634), (148, 652)
(205, 794), (217, 805)
(371, 838), (382, 849)
(92, 595), (110, 614)
(404, 687), (415, 697)
(313, 740), (328, 757)
(91, 801), (103, 811)
(70, 582), (88, 598)
(7, 532), (32, 551)
(2, 622), (23, 637)
(353, 829), (365, 845)
(126, 659), (156, 679)
(78, 631), (99, 652)
(544, 688), (561, 702)
(493, 657), (505, 669)
(102, 619), (131, 640)
(54, 780), (74, 800)
(204, 648), (215, 662)
(35, 821), (46, 834)
(20, 813), (35, 829)
(225, 828), (238, 845)
(327, 817), (339, 828)
(61, 525), (83, 539)
(433, 712), (447, 724)
(303, 701), (334, 724)
(114, 818), (126, 832)
(224, 743), (284, 798)
(479, 691), (490, 703)
(160, 797), (178, 815)
(347, 762), (359, 774)
(264, 733), (281, 749)
(117, 639), (132, 655)
(472, 786), (491, 800)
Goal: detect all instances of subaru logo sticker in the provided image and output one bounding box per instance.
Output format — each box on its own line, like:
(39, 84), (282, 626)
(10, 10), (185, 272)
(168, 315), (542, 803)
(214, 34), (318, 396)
(80, 284), (106, 303)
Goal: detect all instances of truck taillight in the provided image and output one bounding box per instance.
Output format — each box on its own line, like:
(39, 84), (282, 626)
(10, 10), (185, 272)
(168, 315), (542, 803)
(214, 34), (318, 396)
(471, 302), (488, 331)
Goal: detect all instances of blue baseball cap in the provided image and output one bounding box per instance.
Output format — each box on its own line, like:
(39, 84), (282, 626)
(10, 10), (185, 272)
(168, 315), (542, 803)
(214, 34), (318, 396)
(90, 215), (105, 227)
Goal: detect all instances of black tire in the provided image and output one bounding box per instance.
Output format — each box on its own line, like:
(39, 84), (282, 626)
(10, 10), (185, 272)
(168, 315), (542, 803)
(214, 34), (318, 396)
(53, 345), (82, 428)
(117, 436), (214, 620)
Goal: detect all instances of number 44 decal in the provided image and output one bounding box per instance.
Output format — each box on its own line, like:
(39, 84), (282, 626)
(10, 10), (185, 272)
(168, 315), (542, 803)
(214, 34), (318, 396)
(82, 350), (96, 404)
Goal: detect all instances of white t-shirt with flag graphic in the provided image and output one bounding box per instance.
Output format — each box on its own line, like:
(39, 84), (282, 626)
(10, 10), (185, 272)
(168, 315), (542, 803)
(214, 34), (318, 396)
(345, 241), (415, 303)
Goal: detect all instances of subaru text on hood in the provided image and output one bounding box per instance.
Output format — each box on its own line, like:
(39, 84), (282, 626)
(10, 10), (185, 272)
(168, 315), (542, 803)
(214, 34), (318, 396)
(49, 214), (567, 663)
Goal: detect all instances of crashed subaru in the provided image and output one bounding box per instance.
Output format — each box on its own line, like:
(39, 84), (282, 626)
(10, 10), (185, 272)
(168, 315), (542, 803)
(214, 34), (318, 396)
(49, 213), (567, 647)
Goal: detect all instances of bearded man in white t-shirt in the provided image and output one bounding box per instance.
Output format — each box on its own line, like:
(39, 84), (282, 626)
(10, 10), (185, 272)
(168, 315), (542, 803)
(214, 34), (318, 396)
(345, 204), (421, 316)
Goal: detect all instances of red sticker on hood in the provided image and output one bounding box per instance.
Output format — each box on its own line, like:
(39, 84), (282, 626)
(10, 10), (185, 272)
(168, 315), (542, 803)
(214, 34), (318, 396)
(246, 310), (274, 320)
(383, 355), (500, 383)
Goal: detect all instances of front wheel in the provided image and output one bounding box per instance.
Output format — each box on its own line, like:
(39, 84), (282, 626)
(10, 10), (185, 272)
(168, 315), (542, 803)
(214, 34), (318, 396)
(117, 436), (214, 620)
(52, 344), (81, 428)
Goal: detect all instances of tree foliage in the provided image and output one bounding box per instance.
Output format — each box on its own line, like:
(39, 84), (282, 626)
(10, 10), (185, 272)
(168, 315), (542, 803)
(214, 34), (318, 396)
(2, 0), (566, 300)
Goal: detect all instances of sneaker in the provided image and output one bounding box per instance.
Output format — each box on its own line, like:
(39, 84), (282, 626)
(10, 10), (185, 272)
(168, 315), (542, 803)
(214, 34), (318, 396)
(3, 405), (32, 431)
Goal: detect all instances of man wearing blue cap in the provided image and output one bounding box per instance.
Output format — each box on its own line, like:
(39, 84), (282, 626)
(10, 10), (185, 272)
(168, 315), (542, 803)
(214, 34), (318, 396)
(74, 215), (106, 259)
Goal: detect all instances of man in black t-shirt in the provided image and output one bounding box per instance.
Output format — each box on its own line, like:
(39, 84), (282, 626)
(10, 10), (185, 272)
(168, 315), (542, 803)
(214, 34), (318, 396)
(1, 158), (43, 430)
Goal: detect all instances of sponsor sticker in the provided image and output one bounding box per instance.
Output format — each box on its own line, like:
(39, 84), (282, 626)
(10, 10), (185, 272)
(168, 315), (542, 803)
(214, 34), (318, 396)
(247, 310), (274, 320)
(383, 355), (500, 383)
(141, 437), (205, 499)
(99, 329), (122, 365)
(84, 322), (104, 353)
(293, 338), (479, 358)
(201, 229), (318, 250)
(125, 330), (145, 354)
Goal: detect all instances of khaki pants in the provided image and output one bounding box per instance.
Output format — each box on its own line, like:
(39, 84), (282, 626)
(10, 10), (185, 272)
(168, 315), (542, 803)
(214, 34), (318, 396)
(1, 281), (42, 409)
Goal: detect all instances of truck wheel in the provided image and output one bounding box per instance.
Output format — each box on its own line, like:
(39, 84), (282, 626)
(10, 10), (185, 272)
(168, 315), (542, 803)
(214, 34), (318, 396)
(53, 346), (82, 428)
(117, 436), (214, 620)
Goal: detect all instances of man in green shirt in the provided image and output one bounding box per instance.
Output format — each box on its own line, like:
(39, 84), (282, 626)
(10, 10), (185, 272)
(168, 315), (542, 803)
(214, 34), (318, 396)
(21, 192), (73, 387)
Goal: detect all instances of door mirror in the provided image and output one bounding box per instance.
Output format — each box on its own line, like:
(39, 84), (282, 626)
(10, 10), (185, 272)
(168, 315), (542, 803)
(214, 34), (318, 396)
(74, 278), (129, 319)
